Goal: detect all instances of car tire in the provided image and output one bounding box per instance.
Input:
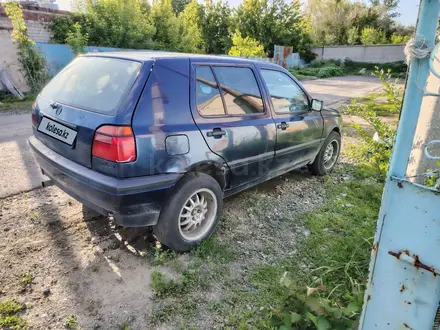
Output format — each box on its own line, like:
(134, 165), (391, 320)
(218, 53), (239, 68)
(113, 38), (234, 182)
(308, 131), (341, 175)
(153, 173), (223, 252)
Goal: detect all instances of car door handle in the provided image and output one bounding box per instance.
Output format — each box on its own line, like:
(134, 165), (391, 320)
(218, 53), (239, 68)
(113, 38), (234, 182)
(277, 122), (289, 130)
(206, 128), (226, 139)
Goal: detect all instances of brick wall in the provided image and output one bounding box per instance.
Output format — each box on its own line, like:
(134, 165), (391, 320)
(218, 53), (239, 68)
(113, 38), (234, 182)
(0, 3), (70, 43)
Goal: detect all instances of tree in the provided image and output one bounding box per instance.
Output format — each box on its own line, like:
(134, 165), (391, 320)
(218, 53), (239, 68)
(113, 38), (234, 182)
(228, 30), (265, 57)
(347, 26), (358, 45)
(234, 0), (311, 58)
(201, 0), (232, 54)
(171, 0), (190, 14)
(72, 0), (156, 49)
(151, 0), (182, 51)
(307, 0), (401, 46)
(360, 27), (379, 45)
(179, 0), (204, 53)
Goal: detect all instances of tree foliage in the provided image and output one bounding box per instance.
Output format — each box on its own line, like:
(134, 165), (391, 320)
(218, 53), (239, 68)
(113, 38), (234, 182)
(228, 30), (266, 58)
(151, 0), (181, 51)
(65, 22), (88, 55)
(179, 0), (204, 53)
(306, 0), (408, 46)
(200, 0), (232, 54)
(80, 0), (155, 49)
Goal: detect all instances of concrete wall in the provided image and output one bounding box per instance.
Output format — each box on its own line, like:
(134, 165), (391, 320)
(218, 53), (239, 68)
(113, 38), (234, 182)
(0, 30), (29, 92)
(312, 44), (406, 63)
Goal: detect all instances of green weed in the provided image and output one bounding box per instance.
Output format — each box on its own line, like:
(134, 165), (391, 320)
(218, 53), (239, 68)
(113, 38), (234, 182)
(0, 300), (28, 329)
(153, 247), (177, 266)
(119, 321), (130, 330)
(28, 211), (41, 223)
(193, 237), (234, 262)
(64, 315), (78, 329)
(19, 273), (34, 287)
(150, 270), (182, 297)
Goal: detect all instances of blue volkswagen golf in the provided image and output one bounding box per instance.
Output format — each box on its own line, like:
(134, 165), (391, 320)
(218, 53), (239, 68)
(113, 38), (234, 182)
(29, 52), (342, 251)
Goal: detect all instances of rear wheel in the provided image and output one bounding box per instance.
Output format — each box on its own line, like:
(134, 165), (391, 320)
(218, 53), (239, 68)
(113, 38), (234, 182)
(153, 173), (223, 252)
(308, 131), (341, 175)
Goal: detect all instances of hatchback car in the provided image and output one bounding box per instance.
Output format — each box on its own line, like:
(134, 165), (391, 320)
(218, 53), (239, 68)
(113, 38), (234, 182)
(29, 53), (342, 251)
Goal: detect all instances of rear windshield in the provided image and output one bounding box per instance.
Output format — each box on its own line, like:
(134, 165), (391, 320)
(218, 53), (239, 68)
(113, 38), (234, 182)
(40, 56), (141, 114)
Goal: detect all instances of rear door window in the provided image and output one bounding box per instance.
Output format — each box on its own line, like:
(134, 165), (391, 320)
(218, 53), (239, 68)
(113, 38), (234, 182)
(40, 56), (141, 114)
(212, 66), (264, 115)
(196, 66), (225, 116)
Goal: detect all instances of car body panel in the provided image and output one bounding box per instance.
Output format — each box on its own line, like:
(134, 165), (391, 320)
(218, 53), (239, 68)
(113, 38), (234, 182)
(33, 57), (153, 171)
(189, 59), (277, 188)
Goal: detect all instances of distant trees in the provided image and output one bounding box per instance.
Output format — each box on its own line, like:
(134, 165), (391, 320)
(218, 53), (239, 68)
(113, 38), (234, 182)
(306, 0), (413, 46)
(49, 0), (413, 60)
(50, 0), (318, 59)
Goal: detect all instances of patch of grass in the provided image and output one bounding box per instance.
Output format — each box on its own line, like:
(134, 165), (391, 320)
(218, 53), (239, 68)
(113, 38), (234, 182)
(301, 180), (382, 294)
(64, 315), (78, 329)
(119, 321), (130, 330)
(28, 211), (41, 223)
(192, 237), (234, 262)
(0, 299), (28, 329)
(18, 273), (33, 287)
(0, 92), (37, 114)
(225, 167), (383, 328)
(150, 271), (182, 298)
(153, 247), (177, 266)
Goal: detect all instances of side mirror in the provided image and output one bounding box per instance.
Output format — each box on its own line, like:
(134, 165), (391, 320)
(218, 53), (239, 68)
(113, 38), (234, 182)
(311, 99), (324, 111)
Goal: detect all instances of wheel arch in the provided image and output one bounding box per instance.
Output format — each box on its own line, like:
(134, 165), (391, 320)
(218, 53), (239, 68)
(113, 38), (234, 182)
(184, 161), (228, 191)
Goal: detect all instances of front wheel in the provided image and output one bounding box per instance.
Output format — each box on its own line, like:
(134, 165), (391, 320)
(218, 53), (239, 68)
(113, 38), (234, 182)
(308, 131), (341, 175)
(153, 173), (223, 252)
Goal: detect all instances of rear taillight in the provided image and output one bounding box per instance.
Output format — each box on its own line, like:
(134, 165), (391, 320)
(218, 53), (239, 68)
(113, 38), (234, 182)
(31, 112), (37, 127)
(31, 101), (37, 126)
(92, 126), (136, 163)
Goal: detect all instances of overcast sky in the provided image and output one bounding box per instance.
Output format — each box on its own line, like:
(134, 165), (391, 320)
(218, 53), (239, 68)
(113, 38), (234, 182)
(54, 0), (420, 26)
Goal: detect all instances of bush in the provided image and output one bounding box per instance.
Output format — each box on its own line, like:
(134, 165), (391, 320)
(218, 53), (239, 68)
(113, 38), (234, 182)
(346, 105), (395, 178)
(316, 66), (345, 78)
(2, 1), (49, 92)
(360, 27), (387, 45)
(65, 22), (88, 55)
(347, 27), (358, 45)
(372, 66), (402, 112)
(228, 30), (266, 57)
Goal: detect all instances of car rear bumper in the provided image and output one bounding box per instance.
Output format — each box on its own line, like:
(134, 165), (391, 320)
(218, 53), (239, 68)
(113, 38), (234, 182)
(29, 136), (181, 227)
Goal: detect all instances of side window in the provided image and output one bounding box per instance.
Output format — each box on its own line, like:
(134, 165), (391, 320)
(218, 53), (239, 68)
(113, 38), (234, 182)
(261, 70), (309, 114)
(196, 66), (225, 116)
(212, 66), (264, 115)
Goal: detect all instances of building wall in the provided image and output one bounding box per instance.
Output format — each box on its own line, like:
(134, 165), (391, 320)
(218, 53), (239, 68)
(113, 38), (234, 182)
(312, 44), (406, 63)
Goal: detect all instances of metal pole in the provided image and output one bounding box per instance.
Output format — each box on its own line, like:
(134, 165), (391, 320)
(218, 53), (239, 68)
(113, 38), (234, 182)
(360, 0), (440, 329)
(388, 0), (440, 177)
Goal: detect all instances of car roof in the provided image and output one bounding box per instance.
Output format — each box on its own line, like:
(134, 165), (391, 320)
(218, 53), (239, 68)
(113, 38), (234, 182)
(82, 51), (283, 70)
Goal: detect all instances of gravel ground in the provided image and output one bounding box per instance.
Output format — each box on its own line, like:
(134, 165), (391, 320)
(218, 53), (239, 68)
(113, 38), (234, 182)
(0, 163), (335, 329)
